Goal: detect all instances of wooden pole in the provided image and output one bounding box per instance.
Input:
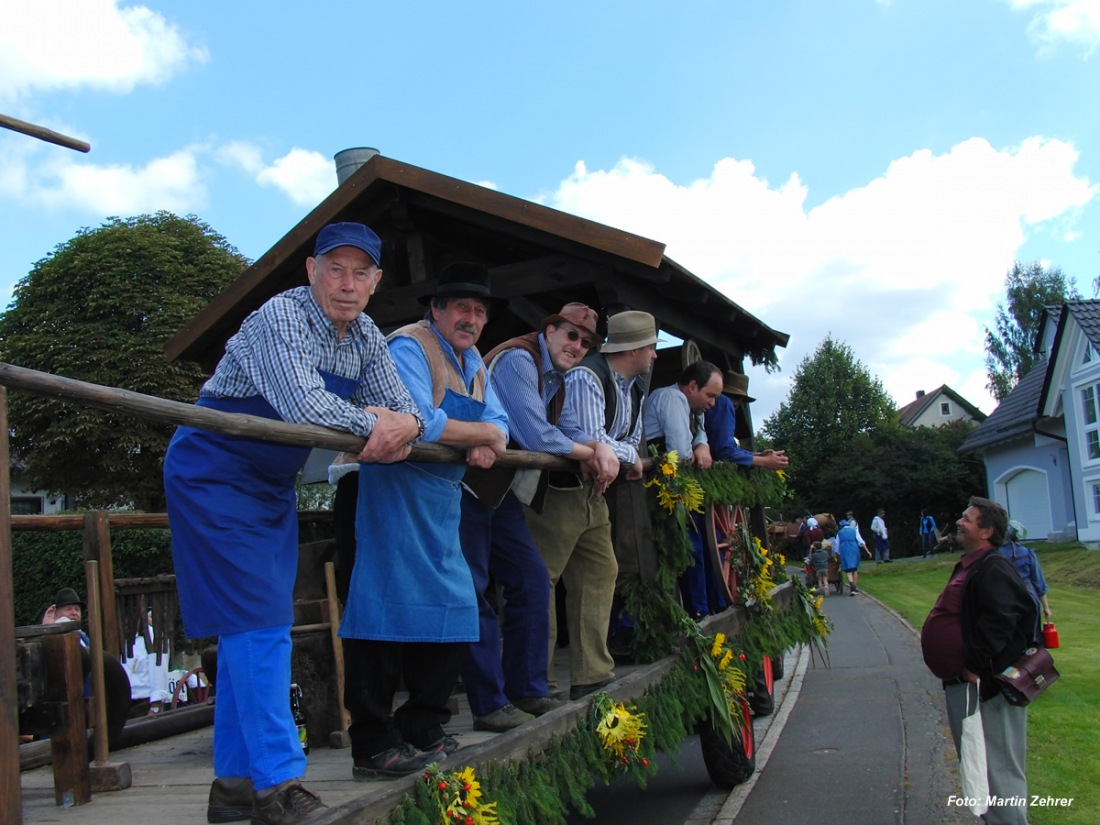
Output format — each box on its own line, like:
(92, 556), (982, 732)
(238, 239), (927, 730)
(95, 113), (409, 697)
(83, 560), (110, 766)
(83, 511), (120, 656)
(0, 387), (23, 824)
(0, 112), (90, 152)
(0, 361), (592, 472)
(323, 562), (351, 748)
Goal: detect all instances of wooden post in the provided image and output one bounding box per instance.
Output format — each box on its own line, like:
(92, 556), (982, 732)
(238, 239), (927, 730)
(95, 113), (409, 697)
(324, 562), (351, 748)
(84, 511), (120, 656)
(84, 560), (131, 791)
(42, 630), (91, 807)
(0, 387), (23, 824)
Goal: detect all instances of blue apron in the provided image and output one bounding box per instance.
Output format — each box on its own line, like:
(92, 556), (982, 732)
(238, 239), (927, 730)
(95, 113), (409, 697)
(339, 389), (483, 643)
(164, 370), (360, 638)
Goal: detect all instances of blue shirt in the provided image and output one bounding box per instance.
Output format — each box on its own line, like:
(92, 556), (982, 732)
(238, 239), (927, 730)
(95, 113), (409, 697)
(388, 325), (508, 444)
(202, 286), (420, 435)
(558, 362), (643, 464)
(489, 334), (576, 456)
(644, 385), (708, 457)
(703, 394), (754, 467)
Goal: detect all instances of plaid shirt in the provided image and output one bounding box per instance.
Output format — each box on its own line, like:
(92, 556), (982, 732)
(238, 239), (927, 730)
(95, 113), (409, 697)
(201, 286), (419, 435)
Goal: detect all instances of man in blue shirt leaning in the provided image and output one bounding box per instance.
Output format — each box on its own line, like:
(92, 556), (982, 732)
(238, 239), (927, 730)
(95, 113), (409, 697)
(702, 371), (788, 470)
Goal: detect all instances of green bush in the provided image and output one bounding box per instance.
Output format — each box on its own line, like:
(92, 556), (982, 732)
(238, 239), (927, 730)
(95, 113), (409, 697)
(12, 526), (174, 626)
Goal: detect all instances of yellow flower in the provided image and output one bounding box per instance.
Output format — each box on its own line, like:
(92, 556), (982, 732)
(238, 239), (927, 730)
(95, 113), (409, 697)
(711, 633), (726, 658)
(597, 703), (648, 758)
(776, 469), (786, 482)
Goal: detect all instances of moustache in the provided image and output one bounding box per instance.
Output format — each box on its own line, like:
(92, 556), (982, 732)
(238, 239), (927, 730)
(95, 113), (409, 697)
(455, 322), (480, 334)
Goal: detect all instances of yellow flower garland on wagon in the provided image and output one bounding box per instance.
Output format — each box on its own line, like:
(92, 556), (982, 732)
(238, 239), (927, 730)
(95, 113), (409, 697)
(423, 763), (500, 825)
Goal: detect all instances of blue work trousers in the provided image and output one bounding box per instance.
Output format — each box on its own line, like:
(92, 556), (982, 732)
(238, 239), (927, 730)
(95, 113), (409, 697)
(459, 489), (551, 716)
(213, 624), (305, 791)
(678, 514), (728, 619)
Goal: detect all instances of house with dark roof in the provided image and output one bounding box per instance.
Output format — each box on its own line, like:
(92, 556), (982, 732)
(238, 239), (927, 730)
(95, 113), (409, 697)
(958, 303), (1100, 543)
(896, 385), (986, 428)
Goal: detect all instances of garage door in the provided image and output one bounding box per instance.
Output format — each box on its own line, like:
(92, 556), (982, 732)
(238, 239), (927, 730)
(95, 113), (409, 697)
(1003, 469), (1052, 539)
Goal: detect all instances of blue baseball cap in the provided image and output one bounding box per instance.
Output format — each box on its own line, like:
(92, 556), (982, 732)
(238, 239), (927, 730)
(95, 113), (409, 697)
(313, 222), (382, 265)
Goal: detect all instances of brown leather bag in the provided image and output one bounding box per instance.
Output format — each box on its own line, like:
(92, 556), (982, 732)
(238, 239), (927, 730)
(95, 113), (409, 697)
(996, 645), (1059, 706)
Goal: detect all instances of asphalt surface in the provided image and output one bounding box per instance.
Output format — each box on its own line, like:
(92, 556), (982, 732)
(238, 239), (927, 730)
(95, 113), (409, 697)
(574, 580), (972, 825)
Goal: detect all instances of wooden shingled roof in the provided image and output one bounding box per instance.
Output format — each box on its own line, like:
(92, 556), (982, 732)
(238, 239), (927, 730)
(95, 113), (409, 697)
(165, 153), (788, 375)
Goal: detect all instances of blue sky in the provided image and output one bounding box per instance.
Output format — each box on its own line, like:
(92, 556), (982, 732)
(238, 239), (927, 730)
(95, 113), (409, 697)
(2, 0), (1099, 425)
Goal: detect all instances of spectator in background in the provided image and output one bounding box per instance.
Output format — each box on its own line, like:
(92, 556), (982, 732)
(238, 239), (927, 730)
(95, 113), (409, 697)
(920, 509), (938, 558)
(121, 608), (171, 716)
(41, 587), (132, 748)
(870, 508), (891, 564)
(999, 520), (1052, 645)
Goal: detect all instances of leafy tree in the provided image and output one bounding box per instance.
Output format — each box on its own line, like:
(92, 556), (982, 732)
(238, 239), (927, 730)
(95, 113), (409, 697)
(985, 261), (1078, 402)
(0, 212), (248, 511)
(815, 419), (986, 556)
(760, 335), (895, 506)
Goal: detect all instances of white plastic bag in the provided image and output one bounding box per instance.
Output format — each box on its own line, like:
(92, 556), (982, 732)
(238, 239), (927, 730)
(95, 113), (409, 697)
(959, 682), (989, 816)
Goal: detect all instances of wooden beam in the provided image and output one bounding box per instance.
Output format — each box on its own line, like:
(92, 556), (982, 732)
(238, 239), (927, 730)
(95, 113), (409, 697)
(0, 387), (22, 824)
(0, 113), (90, 153)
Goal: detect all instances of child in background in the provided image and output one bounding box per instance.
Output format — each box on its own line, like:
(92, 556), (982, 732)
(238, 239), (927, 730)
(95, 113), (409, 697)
(811, 540), (830, 596)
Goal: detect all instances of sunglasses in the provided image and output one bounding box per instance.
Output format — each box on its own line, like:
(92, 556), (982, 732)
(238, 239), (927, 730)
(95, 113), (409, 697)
(558, 325), (597, 350)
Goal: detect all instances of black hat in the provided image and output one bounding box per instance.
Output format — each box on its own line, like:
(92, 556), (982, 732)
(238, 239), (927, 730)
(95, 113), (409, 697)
(421, 262), (508, 311)
(53, 587), (86, 609)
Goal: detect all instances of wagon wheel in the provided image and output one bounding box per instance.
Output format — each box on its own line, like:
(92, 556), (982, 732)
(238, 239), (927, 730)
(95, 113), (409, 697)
(171, 666), (210, 709)
(706, 502), (747, 604)
(698, 693), (756, 788)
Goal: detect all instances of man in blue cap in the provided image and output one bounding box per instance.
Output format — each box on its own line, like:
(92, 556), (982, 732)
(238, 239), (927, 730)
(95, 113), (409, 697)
(164, 222), (423, 825)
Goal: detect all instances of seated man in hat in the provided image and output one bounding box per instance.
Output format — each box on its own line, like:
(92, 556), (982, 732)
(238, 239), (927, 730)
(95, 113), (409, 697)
(703, 371), (788, 470)
(339, 262), (509, 778)
(40, 587), (132, 749)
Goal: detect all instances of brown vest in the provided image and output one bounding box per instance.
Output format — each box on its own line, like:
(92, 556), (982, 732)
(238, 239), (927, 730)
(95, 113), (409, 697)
(388, 320), (486, 405)
(482, 332), (564, 426)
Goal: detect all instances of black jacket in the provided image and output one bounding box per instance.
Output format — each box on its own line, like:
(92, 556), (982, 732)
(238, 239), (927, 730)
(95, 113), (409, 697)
(962, 546), (1037, 701)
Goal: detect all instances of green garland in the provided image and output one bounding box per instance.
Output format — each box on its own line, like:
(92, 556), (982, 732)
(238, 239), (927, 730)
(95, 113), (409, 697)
(387, 457), (829, 825)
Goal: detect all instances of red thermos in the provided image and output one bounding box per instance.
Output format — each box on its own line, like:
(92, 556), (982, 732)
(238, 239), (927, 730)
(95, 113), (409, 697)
(1042, 622), (1060, 649)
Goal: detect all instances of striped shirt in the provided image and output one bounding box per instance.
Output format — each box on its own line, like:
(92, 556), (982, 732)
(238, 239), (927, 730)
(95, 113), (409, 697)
(489, 334), (576, 456)
(201, 286), (419, 435)
(559, 366), (642, 463)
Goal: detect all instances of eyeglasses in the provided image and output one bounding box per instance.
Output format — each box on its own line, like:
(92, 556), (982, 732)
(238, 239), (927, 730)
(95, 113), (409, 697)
(558, 325), (597, 350)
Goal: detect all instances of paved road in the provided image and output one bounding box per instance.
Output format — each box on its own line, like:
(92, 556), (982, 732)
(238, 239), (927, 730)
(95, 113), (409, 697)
(573, 588), (970, 825)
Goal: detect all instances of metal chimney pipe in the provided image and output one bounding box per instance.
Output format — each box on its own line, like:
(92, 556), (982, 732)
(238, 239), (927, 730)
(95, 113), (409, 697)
(334, 147), (379, 185)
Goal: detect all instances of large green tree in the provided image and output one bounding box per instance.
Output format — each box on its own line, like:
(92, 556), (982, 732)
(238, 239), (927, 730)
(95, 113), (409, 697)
(985, 261), (1077, 403)
(760, 335), (896, 507)
(0, 212), (248, 511)
(815, 419), (986, 556)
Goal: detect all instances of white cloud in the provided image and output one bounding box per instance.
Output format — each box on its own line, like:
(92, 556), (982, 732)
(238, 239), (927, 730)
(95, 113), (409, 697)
(1009, 0), (1100, 50)
(0, 1), (208, 103)
(541, 137), (1096, 425)
(254, 148), (336, 207)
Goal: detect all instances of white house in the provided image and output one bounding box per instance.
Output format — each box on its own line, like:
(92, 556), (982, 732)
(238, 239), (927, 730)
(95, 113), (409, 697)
(897, 385), (986, 428)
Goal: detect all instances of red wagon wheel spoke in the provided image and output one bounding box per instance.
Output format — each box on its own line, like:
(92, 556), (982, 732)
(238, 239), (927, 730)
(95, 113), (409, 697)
(706, 502), (747, 604)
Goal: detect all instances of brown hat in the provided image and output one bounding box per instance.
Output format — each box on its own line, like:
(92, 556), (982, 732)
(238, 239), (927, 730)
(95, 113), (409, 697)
(541, 302), (602, 349)
(722, 371), (756, 402)
(601, 310), (662, 353)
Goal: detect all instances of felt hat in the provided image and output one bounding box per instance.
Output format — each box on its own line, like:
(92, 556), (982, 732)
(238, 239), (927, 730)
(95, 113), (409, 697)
(313, 222), (382, 266)
(420, 261), (507, 311)
(53, 587), (85, 609)
(601, 310), (662, 353)
(541, 302), (602, 349)
(722, 371), (756, 402)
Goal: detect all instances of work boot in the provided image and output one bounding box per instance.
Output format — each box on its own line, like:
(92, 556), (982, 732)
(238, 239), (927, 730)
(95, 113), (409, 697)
(473, 703), (535, 731)
(420, 733), (460, 757)
(207, 777), (252, 823)
(512, 696), (567, 716)
(353, 742), (441, 780)
(569, 678), (613, 701)
(250, 780), (325, 825)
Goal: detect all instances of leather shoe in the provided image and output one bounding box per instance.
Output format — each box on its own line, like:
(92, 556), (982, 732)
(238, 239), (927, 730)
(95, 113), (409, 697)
(473, 703), (535, 732)
(512, 696), (566, 716)
(250, 781), (325, 825)
(569, 679), (613, 701)
(207, 777), (252, 823)
(421, 733), (460, 756)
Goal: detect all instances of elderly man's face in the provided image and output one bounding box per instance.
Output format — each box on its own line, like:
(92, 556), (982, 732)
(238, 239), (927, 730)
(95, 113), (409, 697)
(306, 246), (382, 338)
(432, 298), (489, 355)
(55, 603), (82, 623)
(683, 371), (723, 414)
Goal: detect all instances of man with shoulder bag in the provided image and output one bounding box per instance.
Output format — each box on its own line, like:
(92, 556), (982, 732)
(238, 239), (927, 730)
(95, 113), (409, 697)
(920, 496), (1037, 825)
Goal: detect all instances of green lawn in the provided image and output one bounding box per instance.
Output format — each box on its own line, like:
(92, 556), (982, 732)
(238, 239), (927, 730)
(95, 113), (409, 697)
(859, 544), (1099, 825)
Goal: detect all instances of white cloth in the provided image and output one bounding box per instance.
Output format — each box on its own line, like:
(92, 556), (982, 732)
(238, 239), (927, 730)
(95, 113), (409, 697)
(122, 632), (171, 703)
(871, 515), (888, 540)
